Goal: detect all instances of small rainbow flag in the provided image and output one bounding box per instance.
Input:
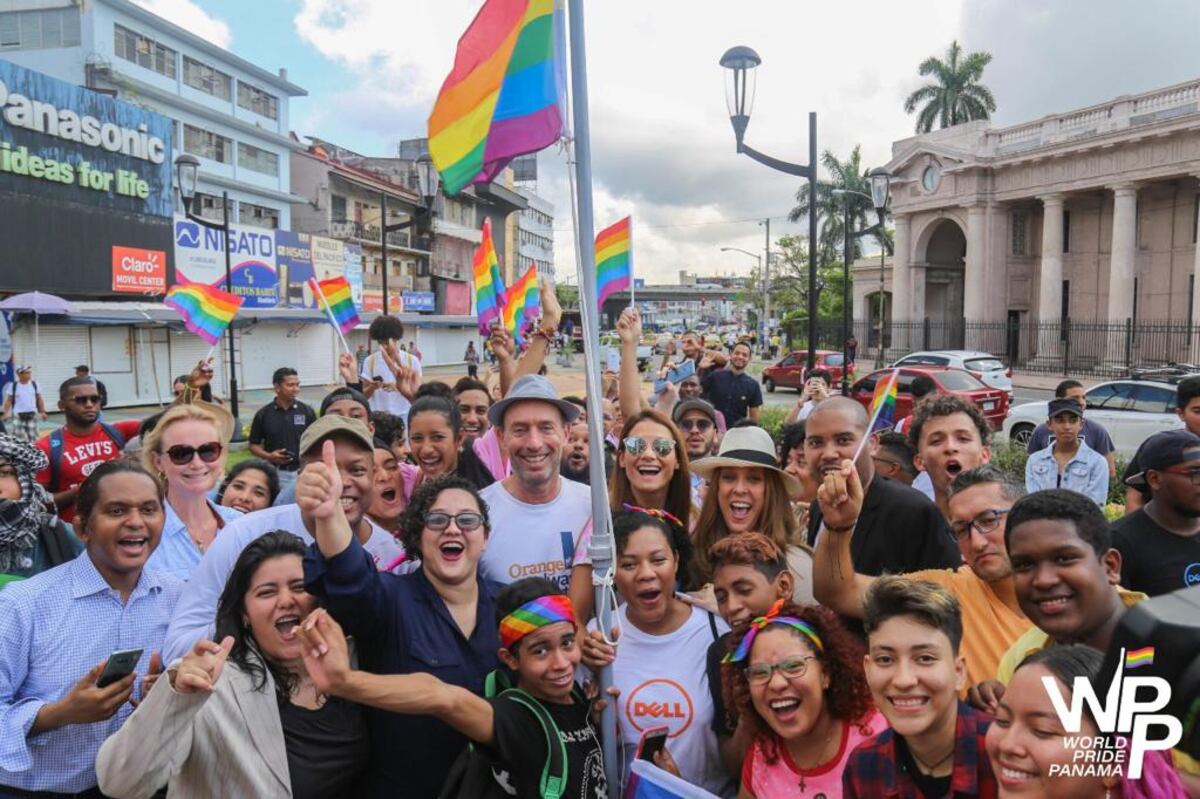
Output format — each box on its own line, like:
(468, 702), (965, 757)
(428, 0), (566, 196)
(868, 369), (900, 433)
(473, 217), (507, 335)
(503, 265), (540, 345)
(164, 283), (243, 346)
(1125, 646), (1155, 669)
(596, 216), (632, 310)
(309, 276), (360, 336)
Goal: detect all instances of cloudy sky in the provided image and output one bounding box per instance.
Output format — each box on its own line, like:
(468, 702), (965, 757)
(139, 0), (1200, 285)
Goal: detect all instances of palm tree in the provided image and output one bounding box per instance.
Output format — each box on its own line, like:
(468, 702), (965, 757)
(787, 145), (888, 265)
(903, 40), (997, 133)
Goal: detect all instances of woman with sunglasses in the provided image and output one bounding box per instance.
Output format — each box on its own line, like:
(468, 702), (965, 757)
(725, 600), (884, 798)
(609, 409), (694, 531)
(143, 404), (240, 580)
(302, 463), (503, 799)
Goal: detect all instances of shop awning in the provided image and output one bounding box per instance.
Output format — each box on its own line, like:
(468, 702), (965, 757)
(27, 301), (479, 330)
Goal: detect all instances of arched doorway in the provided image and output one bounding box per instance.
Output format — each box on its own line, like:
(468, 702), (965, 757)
(923, 219), (966, 348)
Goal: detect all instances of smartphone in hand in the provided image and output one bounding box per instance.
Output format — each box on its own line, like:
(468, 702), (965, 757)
(635, 725), (670, 762)
(96, 648), (143, 688)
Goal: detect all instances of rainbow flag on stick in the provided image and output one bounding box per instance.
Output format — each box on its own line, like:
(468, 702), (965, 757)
(1125, 646), (1155, 669)
(164, 283), (243, 346)
(503, 265), (541, 345)
(473, 218), (507, 335)
(596, 216), (632, 310)
(428, 0), (567, 196)
(868, 369), (900, 434)
(309, 276), (360, 339)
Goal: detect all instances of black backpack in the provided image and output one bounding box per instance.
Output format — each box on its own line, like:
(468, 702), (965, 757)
(438, 670), (577, 799)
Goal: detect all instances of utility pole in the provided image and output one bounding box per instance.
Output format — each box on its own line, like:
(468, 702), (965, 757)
(762, 217), (770, 340)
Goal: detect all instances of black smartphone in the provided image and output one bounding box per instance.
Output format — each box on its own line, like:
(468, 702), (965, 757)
(372, 375), (384, 384)
(635, 725), (670, 762)
(96, 648), (143, 688)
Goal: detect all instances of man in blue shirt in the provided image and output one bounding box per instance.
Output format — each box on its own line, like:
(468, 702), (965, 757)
(0, 460), (181, 795)
(1025, 398), (1109, 506)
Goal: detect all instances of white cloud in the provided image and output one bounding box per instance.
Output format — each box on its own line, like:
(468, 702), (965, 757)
(131, 0), (232, 48)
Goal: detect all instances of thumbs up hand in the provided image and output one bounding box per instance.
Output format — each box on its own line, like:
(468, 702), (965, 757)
(296, 439), (343, 521)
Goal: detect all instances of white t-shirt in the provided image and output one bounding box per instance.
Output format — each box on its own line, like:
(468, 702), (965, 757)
(3, 381), (39, 414)
(605, 604), (734, 797)
(478, 477), (592, 592)
(360, 348), (422, 419)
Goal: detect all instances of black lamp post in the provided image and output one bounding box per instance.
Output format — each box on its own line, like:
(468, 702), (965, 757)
(380, 152), (439, 314)
(720, 45), (820, 372)
(868, 168), (892, 368)
(174, 153), (244, 441)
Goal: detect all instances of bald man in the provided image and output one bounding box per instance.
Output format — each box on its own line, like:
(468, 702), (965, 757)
(803, 397), (961, 576)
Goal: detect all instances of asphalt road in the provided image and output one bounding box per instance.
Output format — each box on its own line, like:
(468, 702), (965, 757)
(759, 382), (1055, 410)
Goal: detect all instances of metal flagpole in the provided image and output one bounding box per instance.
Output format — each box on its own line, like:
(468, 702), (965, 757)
(628, 217), (635, 310)
(565, 0), (620, 794)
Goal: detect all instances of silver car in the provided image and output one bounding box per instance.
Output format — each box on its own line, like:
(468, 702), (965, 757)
(1002, 379), (1183, 456)
(891, 350), (1013, 398)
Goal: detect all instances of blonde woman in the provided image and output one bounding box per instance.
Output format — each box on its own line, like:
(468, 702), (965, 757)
(144, 404), (240, 580)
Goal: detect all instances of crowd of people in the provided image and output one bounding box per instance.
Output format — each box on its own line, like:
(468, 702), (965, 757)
(0, 298), (1196, 799)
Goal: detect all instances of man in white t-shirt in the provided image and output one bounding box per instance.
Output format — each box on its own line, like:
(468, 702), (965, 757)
(359, 315), (422, 419)
(1, 365), (48, 443)
(479, 375), (592, 601)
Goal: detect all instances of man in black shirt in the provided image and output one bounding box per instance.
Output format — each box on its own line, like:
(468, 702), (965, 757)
(1123, 374), (1200, 513)
(804, 397), (961, 575)
(249, 367), (316, 490)
(1112, 429), (1200, 596)
(701, 341), (762, 426)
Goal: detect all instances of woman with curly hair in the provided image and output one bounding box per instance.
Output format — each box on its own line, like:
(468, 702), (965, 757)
(724, 600), (886, 797)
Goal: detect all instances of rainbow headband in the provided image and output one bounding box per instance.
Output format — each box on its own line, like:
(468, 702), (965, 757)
(723, 599), (825, 664)
(622, 503), (683, 529)
(499, 594), (577, 650)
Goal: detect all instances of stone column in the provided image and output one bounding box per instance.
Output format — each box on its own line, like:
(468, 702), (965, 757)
(891, 213), (911, 346)
(1191, 177), (1200, 361)
(1036, 194), (1065, 361)
(1107, 183), (1139, 366)
(963, 203), (988, 328)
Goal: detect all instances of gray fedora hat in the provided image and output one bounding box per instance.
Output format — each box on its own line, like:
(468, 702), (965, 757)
(488, 374), (581, 427)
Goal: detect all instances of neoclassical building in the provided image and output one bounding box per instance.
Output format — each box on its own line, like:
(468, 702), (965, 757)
(853, 77), (1200, 362)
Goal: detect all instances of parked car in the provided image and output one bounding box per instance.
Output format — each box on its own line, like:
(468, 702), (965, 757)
(850, 367), (1010, 430)
(1002, 378), (1184, 455)
(891, 350), (1013, 399)
(762, 350), (856, 392)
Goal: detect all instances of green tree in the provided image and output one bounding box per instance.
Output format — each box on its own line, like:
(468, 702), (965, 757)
(903, 40), (997, 133)
(787, 145), (889, 266)
(770, 234), (848, 321)
(555, 282), (579, 310)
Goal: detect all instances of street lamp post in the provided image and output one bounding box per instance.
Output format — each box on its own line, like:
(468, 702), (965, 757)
(380, 153), (439, 314)
(720, 46), (820, 373)
(173, 153), (244, 441)
(868, 168), (892, 368)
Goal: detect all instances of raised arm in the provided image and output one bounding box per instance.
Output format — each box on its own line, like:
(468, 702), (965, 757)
(617, 307), (648, 419)
(489, 324), (518, 397)
(810, 459), (873, 618)
(510, 278), (562, 383)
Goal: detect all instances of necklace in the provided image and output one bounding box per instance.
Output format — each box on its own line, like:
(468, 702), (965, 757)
(910, 744), (955, 775)
(794, 719), (841, 794)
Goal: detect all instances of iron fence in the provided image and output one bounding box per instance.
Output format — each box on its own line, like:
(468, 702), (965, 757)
(783, 317), (1200, 379)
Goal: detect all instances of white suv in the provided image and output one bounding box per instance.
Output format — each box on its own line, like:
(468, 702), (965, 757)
(891, 350), (1013, 398)
(1002, 378), (1183, 455)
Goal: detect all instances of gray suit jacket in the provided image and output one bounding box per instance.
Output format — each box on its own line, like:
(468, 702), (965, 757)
(96, 661), (291, 798)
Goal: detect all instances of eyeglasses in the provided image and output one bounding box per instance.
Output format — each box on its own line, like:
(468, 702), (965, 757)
(165, 442), (224, 465)
(70, 395), (102, 405)
(424, 511), (484, 532)
(623, 436), (676, 457)
(1160, 467), (1200, 485)
(948, 508), (1011, 542)
(746, 655), (817, 685)
(677, 418), (713, 433)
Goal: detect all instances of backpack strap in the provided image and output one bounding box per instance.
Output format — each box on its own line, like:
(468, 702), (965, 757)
(98, 421), (126, 449)
(499, 688), (568, 799)
(707, 610), (720, 642)
(48, 429), (64, 493)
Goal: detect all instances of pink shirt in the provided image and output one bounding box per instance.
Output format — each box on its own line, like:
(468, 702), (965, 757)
(399, 428), (509, 502)
(742, 710), (887, 798)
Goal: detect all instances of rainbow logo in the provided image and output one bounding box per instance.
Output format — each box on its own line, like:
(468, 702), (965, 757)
(1125, 646), (1154, 669)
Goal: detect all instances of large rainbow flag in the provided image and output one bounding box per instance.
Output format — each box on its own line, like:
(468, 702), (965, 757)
(868, 369), (900, 433)
(428, 0), (566, 196)
(473, 218), (507, 335)
(164, 283), (243, 346)
(309, 276), (360, 336)
(502, 265), (540, 345)
(596, 216), (632, 310)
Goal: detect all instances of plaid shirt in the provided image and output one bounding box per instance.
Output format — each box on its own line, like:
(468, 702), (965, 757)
(843, 701), (998, 798)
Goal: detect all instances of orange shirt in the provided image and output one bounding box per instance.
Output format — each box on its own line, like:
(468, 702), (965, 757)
(908, 566), (1033, 688)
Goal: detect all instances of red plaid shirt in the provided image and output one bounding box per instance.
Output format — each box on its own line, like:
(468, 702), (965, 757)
(842, 702), (998, 798)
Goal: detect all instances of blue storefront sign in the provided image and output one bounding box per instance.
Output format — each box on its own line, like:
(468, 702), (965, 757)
(275, 229), (315, 308)
(403, 291), (436, 312)
(0, 59), (173, 217)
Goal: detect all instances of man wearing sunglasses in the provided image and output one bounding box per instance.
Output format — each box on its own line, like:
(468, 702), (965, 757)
(34, 377), (141, 523)
(813, 463), (1032, 690)
(672, 399), (720, 461)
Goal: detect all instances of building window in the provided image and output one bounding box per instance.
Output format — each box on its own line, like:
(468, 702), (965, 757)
(237, 142), (279, 176)
(331, 195), (347, 223)
(1062, 210), (1070, 253)
(183, 56), (231, 100)
(183, 124), (231, 163)
(114, 24), (176, 79)
(238, 202), (279, 229)
(0, 7), (81, 50)
(193, 192), (231, 223)
(237, 81), (278, 120)
(1011, 212), (1026, 256)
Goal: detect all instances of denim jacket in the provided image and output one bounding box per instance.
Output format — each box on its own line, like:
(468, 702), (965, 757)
(1025, 438), (1109, 506)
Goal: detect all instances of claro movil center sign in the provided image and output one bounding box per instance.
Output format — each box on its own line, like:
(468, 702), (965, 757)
(0, 59), (172, 217)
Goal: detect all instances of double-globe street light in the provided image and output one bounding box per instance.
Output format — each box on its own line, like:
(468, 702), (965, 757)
(831, 167), (892, 394)
(174, 153), (245, 441)
(720, 45), (820, 372)
(380, 153), (439, 313)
